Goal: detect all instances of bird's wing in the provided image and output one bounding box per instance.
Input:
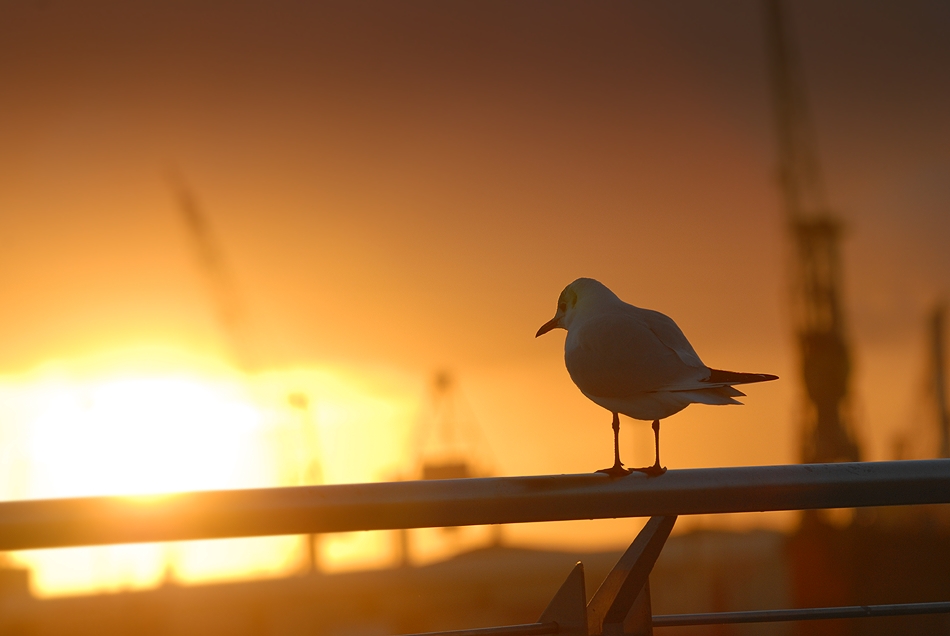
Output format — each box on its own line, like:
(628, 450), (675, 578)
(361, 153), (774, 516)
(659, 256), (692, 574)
(565, 311), (707, 399)
(639, 308), (706, 370)
(638, 311), (779, 392)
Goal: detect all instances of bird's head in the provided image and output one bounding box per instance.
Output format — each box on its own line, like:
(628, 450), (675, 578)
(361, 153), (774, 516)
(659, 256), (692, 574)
(536, 278), (617, 337)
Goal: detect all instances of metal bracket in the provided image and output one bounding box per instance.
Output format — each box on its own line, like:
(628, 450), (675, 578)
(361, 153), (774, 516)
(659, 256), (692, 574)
(586, 515), (677, 636)
(400, 515), (676, 636)
(535, 515), (677, 636)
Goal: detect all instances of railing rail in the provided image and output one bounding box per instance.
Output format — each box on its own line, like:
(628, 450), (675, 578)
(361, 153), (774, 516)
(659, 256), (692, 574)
(1, 459), (949, 551)
(651, 601), (950, 627)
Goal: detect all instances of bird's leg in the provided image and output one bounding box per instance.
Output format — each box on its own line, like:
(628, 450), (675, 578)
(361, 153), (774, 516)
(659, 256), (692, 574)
(597, 412), (632, 477)
(633, 419), (667, 477)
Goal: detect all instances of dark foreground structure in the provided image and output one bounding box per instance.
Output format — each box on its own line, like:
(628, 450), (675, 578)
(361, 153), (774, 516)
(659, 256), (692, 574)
(0, 531), (791, 636)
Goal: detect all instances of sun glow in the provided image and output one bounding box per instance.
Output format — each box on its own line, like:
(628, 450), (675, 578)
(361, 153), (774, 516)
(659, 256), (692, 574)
(0, 349), (419, 597)
(24, 376), (264, 498)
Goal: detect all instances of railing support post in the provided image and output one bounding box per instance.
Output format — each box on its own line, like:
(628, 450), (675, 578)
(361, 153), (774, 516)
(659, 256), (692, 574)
(586, 515), (677, 636)
(623, 582), (653, 636)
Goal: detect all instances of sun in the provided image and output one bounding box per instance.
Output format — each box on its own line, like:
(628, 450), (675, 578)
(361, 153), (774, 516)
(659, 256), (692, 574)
(0, 347), (419, 596)
(24, 375), (266, 498)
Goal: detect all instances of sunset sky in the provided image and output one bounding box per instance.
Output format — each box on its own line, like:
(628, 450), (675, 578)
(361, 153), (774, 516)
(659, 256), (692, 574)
(1, 0), (948, 595)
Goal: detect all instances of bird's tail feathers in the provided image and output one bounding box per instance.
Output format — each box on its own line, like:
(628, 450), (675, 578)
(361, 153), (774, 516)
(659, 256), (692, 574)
(719, 385), (746, 397)
(704, 369), (778, 386)
(674, 388), (744, 407)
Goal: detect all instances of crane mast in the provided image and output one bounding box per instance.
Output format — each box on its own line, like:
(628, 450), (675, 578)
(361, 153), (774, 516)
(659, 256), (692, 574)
(764, 0), (861, 464)
(930, 305), (950, 459)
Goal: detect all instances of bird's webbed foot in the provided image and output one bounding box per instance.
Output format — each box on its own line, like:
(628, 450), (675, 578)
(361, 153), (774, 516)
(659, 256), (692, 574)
(596, 463), (633, 478)
(632, 464), (667, 477)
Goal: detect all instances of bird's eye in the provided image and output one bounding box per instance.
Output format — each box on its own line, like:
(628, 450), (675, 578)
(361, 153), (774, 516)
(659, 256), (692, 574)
(558, 302), (566, 312)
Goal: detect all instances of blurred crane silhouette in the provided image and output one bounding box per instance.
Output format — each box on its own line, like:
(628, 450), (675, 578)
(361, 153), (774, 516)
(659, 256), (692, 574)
(394, 370), (501, 566)
(168, 172), (325, 570)
(411, 370), (496, 482)
(764, 0), (861, 465)
(167, 171), (256, 371)
(930, 304), (950, 459)
(894, 303), (950, 463)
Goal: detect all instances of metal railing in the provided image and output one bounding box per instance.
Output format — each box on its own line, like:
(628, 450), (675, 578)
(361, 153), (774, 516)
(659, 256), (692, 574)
(1, 459), (949, 633)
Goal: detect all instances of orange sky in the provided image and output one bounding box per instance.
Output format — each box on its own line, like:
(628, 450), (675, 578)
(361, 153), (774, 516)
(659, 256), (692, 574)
(0, 1), (949, 588)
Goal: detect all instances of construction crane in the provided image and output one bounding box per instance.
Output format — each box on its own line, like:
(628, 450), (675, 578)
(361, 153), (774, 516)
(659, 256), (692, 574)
(888, 303), (950, 465)
(413, 370), (490, 481)
(167, 172), (255, 371)
(168, 173), (326, 570)
(929, 304), (950, 459)
(395, 370), (501, 566)
(764, 0), (861, 464)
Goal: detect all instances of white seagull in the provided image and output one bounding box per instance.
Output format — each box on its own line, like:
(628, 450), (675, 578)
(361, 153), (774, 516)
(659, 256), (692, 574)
(536, 278), (777, 477)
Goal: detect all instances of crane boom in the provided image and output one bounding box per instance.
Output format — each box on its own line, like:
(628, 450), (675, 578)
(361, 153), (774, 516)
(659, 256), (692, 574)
(168, 173), (254, 370)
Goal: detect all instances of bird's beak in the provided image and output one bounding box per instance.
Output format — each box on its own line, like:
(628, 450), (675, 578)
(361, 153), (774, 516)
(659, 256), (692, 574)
(535, 316), (561, 338)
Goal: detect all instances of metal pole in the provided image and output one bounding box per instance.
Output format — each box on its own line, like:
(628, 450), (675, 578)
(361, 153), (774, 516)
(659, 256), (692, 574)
(652, 601), (950, 627)
(399, 623), (558, 636)
(1, 460), (949, 550)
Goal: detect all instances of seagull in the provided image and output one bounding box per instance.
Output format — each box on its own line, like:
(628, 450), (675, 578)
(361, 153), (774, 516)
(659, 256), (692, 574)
(536, 278), (777, 477)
